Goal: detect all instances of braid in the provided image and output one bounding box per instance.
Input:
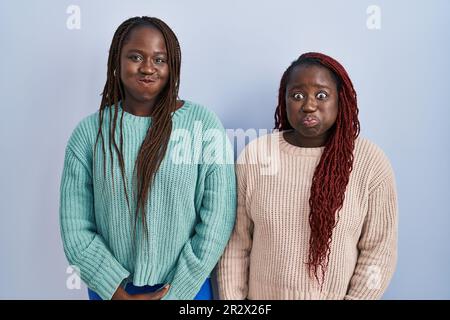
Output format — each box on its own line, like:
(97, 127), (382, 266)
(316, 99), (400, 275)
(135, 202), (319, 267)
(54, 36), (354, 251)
(274, 52), (360, 284)
(94, 16), (181, 240)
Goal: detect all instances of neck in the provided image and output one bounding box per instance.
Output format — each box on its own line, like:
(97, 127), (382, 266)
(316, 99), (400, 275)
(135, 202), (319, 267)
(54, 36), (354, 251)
(122, 99), (157, 117)
(284, 130), (330, 148)
(122, 99), (184, 117)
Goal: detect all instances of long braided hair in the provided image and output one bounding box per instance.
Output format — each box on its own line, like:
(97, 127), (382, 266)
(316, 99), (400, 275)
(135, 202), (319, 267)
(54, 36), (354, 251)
(274, 52), (360, 284)
(94, 16), (181, 238)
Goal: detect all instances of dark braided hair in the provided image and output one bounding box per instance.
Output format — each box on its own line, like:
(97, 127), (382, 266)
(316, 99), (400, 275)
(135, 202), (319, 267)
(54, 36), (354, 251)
(94, 16), (181, 238)
(275, 52), (360, 284)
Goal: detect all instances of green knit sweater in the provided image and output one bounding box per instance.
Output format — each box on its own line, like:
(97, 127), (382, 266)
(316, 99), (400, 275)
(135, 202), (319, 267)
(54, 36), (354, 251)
(59, 100), (236, 300)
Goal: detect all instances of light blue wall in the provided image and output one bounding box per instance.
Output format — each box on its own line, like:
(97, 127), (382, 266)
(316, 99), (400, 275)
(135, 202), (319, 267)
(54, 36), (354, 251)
(0, 0), (449, 299)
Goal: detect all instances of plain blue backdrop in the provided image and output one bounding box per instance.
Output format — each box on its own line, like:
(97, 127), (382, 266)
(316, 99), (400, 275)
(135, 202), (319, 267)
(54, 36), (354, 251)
(0, 0), (449, 299)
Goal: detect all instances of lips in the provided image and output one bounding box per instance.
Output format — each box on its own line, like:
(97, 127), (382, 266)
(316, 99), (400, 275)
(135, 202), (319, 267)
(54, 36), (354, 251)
(301, 116), (320, 127)
(138, 77), (158, 85)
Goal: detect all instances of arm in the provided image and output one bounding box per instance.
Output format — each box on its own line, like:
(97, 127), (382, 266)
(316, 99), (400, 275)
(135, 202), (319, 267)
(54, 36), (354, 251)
(161, 165), (237, 300)
(161, 132), (237, 300)
(216, 153), (254, 300)
(59, 145), (130, 300)
(345, 170), (398, 300)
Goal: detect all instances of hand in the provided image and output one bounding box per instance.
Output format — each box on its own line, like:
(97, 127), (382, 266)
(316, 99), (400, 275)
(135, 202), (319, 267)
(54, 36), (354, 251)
(128, 285), (170, 300)
(111, 286), (130, 300)
(112, 284), (170, 300)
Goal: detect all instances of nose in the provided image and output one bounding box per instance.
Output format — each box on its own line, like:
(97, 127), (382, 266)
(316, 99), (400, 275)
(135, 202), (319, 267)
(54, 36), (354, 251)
(302, 96), (317, 113)
(139, 59), (156, 75)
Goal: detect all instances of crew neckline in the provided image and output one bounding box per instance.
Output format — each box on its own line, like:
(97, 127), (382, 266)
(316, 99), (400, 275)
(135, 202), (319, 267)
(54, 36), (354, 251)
(277, 130), (325, 157)
(113, 100), (191, 125)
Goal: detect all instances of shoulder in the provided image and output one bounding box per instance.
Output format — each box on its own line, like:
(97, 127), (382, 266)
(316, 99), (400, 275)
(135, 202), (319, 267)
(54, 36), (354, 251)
(66, 111), (99, 154)
(354, 137), (395, 190)
(237, 131), (280, 165)
(182, 100), (225, 130)
(354, 137), (391, 167)
(75, 111), (99, 132)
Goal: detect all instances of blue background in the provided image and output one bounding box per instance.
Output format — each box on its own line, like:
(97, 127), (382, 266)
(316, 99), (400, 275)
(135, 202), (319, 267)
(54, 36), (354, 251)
(0, 0), (449, 299)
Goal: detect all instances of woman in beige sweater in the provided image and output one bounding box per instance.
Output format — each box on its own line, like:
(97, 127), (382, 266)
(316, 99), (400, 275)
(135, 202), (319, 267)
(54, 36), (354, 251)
(217, 52), (398, 300)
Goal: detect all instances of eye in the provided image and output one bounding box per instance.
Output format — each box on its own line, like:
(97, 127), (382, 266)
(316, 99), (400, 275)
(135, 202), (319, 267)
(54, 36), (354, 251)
(293, 92), (305, 100)
(130, 54), (143, 62)
(155, 57), (166, 64)
(316, 91), (328, 99)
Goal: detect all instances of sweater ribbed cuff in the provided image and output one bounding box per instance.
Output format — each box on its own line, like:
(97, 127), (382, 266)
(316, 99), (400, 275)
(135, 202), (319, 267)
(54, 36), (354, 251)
(161, 287), (180, 300)
(91, 260), (130, 300)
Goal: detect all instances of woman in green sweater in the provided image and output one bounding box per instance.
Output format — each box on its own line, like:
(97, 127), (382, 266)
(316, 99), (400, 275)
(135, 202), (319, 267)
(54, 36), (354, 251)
(217, 52), (398, 300)
(59, 16), (236, 300)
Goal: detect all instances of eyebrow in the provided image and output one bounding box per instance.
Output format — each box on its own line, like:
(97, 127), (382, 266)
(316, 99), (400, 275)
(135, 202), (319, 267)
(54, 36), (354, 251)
(126, 49), (167, 55)
(288, 83), (333, 90)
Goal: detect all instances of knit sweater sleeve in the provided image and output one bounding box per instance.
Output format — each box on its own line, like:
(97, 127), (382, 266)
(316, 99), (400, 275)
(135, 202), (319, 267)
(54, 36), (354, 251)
(345, 151), (398, 300)
(59, 119), (130, 300)
(216, 147), (254, 300)
(161, 113), (237, 300)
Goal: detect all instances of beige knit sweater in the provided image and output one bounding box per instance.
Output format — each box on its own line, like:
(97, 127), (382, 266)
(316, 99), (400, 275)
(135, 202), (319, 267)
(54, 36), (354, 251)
(217, 131), (398, 300)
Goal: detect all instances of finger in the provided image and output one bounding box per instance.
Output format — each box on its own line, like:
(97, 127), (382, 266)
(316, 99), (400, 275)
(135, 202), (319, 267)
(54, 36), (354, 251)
(154, 284), (170, 299)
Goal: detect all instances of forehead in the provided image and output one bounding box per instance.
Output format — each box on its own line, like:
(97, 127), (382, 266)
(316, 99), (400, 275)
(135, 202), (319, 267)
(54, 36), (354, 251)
(122, 26), (167, 51)
(288, 64), (337, 89)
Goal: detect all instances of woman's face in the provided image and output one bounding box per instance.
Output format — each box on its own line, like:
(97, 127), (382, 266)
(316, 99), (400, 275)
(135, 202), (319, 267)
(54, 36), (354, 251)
(120, 26), (169, 108)
(285, 64), (339, 147)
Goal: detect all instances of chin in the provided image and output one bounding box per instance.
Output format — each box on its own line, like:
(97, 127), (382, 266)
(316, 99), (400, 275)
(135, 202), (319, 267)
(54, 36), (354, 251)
(135, 93), (159, 102)
(297, 127), (321, 138)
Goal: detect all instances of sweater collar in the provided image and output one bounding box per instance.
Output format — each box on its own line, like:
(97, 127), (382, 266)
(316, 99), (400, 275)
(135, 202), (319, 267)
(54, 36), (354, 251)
(277, 130), (325, 157)
(108, 100), (191, 126)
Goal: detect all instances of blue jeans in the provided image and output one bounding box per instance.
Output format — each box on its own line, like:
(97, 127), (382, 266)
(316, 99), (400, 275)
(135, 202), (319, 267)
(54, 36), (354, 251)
(88, 277), (212, 300)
